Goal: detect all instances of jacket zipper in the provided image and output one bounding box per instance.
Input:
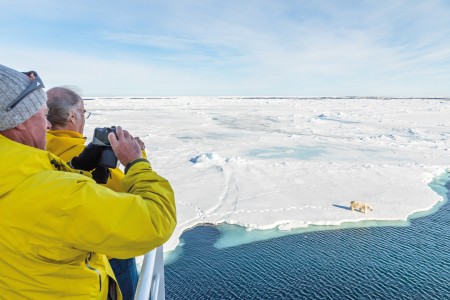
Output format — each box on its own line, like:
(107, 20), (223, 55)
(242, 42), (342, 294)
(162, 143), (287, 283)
(85, 252), (102, 292)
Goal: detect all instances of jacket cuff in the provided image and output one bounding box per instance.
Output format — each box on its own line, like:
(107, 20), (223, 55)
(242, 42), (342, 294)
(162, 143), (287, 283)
(124, 158), (149, 174)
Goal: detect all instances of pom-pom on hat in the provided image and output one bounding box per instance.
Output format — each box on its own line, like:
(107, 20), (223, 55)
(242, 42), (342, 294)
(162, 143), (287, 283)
(0, 64), (47, 131)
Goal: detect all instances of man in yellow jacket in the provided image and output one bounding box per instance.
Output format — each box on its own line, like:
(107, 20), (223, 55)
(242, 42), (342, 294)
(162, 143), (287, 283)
(0, 64), (177, 299)
(45, 86), (146, 299)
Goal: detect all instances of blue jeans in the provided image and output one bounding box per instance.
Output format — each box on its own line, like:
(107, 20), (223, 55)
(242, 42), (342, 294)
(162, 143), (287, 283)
(109, 258), (138, 300)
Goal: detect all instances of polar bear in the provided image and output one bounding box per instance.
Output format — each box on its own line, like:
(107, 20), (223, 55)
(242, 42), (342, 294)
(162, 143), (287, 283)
(350, 201), (373, 214)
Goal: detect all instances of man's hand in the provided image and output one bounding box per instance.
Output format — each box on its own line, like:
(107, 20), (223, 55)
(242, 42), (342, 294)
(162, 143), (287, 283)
(134, 137), (146, 150)
(108, 126), (142, 166)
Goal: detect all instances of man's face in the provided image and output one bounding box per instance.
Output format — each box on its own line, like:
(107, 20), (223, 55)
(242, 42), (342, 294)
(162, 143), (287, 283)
(22, 105), (51, 150)
(74, 101), (86, 135)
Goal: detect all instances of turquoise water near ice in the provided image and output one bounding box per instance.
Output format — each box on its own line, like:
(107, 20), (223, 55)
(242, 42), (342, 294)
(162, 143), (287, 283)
(247, 146), (326, 160)
(165, 174), (450, 299)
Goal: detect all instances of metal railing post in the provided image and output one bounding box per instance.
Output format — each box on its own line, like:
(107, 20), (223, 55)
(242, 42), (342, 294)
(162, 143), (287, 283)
(134, 246), (165, 300)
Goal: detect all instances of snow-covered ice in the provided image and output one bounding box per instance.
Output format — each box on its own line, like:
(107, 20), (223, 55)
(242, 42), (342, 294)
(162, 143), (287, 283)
(83, 97), (450, 253)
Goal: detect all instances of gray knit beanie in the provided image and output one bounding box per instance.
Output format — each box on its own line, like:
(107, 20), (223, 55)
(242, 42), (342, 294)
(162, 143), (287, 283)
(0, 64), (47, 131)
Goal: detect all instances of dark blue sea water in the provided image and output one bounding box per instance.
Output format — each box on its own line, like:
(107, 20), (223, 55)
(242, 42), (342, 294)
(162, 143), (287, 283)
(165, 179), (450, 300)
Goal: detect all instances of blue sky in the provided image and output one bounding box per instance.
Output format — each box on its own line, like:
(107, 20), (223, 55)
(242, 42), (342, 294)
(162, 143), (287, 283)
(1, 0), (450, 96)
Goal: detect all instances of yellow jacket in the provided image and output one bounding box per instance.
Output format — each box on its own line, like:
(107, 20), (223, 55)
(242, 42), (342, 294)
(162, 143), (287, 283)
(0, 134), (176, 299)
(46, 130), (147, 192)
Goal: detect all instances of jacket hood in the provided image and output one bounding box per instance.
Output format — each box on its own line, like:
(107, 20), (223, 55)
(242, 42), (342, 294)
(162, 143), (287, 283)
(46, 130), (86, 162)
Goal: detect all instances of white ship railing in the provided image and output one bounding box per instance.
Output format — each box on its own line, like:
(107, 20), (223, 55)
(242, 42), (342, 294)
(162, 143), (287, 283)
(134, 246), (165, 300)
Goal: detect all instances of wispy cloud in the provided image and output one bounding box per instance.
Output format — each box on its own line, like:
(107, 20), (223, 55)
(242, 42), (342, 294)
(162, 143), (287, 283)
(1, 0), (450, 95)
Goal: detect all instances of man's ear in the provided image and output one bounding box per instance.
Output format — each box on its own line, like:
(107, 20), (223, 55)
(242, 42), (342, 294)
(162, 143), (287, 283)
(68, 110), (77, 122)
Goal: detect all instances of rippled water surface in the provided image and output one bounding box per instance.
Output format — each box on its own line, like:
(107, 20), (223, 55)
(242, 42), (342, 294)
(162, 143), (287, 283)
(165, 187), (450, 299)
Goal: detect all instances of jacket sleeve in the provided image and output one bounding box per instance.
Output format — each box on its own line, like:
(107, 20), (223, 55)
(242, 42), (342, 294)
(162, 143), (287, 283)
(54, 160), (177, 259)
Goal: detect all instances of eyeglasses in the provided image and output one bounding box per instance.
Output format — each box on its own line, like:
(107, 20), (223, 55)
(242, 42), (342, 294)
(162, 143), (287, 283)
(6, 71), (45, 111)
(76, 108), (91, 119)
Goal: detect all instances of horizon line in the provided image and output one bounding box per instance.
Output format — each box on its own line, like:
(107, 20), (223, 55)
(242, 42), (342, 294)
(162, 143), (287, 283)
(82, 95), (450, 100)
